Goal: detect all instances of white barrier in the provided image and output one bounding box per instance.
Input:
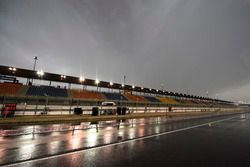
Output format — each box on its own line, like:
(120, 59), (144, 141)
(12, 104), (240, 116)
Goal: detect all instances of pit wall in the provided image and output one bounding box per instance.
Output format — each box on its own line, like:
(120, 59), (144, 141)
(3, 104), (242, 116)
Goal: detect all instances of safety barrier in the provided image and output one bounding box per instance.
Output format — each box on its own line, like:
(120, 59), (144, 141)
(0, 111), (245, 137)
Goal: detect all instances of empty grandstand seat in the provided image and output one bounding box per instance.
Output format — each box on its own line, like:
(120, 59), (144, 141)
(177, 99), (194, 104)
(103, 92), (128, 101)
(0, 83), (22, 95)
(26, 86), (68, 97)
(190, 100), (200, 104)
(182, 99), (195, 105)
(157, 97), (179, 104)
(174, 99), (183, 103)
(143, 96), (161, 103)
(124, 93), (147, 102)
(71, 89), (105, 100)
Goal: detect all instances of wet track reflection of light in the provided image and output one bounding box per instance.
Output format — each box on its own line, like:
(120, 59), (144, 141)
(0, 116), (202, 137)
(154, 126), (160, 133)
(0, 112), (246, 166)
(105, 126), (113, 130)
(128, 128), (136, 139)
(118, 131), (124, 136)
(103, 132), (113, 144)
(240, 114), (246, 119)
(18, 144), (36, 160)
(19, 133), (37, 140)
(138, 128), (145, 136)
(71, 138), (82, 150)
(86, 129), (98, 147)
(0, 148), (6, 165)
(49, 141), (62, 154)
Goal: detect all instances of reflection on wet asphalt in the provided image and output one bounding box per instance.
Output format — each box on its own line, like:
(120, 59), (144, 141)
(0, 112), (247, 166)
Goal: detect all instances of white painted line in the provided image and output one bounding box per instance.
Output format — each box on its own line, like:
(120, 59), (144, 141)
(3, 116), (238, 167)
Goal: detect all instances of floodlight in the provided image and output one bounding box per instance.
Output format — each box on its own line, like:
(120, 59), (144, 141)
(37, 70), (44, 76)
(79, 76), (85, 82)
(95, 79), (100, 85)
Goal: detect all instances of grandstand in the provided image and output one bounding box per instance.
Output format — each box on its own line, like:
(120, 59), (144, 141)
(157, 97), (179, 105)
(143, 96), (161, 103)
(0, 81), (233, 107)
(103, 92), (128, 101)
(26, 85), (68, 97)
(178, 99), (196, 105)
(124, 93), (148, 103)
(0, 65), (235, 115)
(0, 83), (23, 95)
(70, 89), (105, 100)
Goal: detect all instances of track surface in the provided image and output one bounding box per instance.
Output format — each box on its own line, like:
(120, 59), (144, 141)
(1, 112), (249, 167)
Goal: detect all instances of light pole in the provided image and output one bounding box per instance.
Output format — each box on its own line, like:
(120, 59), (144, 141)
(122, 75), (126, 94)
(160, 83), (165, 97)
(121, 75), (126, 108)
(79, 76), (85, 89)
(95, 79), (100, 107)
(109, 82), (113, 92)
(77, 76), (85, 107)
(31, 56), (38, 84)
(33, 56), (38, 71)
(95, 79), (100, 92)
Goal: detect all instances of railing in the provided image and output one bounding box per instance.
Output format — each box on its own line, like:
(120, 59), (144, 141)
(9, 104), (240, 116)
(0, 111), (246, 137)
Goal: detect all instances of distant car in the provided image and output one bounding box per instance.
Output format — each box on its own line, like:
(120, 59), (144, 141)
(101, 102), (116, 106)
(101, 102), (116, 115)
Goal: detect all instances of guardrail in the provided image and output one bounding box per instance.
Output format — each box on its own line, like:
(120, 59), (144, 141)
(0, 111), (245, 137)
(9, 105), (239, 116)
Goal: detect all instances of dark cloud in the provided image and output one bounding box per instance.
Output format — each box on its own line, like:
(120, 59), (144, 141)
(1, 0), (250, 101)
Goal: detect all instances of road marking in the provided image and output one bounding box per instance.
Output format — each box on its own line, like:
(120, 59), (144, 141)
(3, 116), (238, 167)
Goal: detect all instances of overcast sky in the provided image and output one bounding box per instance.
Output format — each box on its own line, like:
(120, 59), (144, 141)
(1, 0), (250, 101)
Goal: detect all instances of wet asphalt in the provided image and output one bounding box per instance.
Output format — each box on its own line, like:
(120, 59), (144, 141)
(0, 112), (249, 167)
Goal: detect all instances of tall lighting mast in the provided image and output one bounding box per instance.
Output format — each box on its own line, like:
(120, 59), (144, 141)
(31, 56), (38, 84)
